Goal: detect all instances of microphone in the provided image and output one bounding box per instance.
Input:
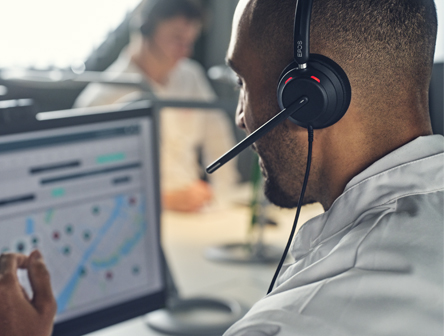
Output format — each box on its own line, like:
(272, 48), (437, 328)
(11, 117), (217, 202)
(206, 96), (309, 174)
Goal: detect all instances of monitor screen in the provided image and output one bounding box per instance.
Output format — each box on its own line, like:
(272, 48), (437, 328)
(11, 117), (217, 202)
(0, 102), (166, 336)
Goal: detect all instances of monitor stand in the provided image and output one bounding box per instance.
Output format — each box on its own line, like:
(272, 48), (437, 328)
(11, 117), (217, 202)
(145, 253), (246, 336)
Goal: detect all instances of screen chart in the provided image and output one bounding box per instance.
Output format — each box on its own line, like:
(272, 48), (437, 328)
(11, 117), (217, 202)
(0, 117), (162, 322)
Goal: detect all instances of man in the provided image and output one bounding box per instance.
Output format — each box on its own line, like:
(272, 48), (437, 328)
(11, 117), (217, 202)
(75, 0), (239, 212)
(222, 0), (442, 334)
(1, 0), (442, 335)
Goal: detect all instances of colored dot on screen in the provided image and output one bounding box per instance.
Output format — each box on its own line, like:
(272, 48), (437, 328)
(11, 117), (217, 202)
(65, 225), (74, 235)
(83, 231), (91, 241)
(52, 231), (60, 241)
(16, 242), (25, 253)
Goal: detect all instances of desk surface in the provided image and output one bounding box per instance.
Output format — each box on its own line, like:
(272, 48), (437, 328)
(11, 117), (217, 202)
(86, 203), (324, 336)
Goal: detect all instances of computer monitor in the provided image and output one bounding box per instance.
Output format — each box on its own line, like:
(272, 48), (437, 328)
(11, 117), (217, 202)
(429, 62), (443, 136)
(0, 101), (166, 336)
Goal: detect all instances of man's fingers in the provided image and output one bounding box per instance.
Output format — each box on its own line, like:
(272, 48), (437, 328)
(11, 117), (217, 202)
(0, 253), (27, 277)
(27, 250), (57, 315)
(21, 285), (31, 302)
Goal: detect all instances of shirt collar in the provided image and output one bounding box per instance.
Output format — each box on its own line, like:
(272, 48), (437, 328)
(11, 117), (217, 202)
(290, 135), (444, 261)
(345, 135), (444, 190)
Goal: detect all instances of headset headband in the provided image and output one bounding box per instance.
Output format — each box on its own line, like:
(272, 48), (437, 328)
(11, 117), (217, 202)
(293, 0), (313, 65)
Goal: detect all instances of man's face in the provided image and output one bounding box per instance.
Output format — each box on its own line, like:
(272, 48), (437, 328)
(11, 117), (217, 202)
(227, 0), (317, 208)
(151, 15), (202, 64)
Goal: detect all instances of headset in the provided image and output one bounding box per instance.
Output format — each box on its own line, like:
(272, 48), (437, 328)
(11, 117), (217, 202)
(206, 0), (351, 293)
(206, 0), (351, 173)
(278, 0), (351, 129)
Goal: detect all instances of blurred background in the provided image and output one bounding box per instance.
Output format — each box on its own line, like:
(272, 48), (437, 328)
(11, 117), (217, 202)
(0, 0), (442, 184)
(0, 0), (442, 131)
(0, 0), (258, 184)
(0, 1), (442, 335)
(0, 0), (240, 107)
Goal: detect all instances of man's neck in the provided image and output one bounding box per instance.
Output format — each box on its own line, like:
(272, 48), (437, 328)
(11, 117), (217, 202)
(317, 113), (432, 211)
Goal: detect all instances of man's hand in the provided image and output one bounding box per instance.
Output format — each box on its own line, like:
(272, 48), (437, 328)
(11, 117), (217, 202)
(0, 250), (57, 336)
(163, 180), (213, 212)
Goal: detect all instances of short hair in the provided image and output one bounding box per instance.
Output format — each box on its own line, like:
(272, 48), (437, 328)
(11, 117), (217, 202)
(249, 0), (438, 109)
(139, 0), (203, 38)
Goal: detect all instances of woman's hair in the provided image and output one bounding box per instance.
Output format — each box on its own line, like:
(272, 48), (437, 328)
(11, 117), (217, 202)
(139, 0), (203, 38)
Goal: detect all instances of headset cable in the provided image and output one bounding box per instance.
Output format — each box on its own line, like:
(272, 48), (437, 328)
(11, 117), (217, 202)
(267, 124), (314, 294)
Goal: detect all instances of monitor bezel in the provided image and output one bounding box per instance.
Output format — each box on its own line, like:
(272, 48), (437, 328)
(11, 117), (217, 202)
(0, 100), (167, 336)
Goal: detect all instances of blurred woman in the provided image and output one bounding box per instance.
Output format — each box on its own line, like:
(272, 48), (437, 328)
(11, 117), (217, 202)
(75, 0), (239, 212)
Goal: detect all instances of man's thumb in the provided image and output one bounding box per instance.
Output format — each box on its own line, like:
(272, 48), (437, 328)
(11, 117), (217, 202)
(27, 250), (57, 315)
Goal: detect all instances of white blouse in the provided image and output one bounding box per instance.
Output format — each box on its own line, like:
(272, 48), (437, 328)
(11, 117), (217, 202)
(75, 51), (239, 200)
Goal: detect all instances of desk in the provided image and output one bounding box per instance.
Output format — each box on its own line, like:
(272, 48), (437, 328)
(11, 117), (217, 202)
(86, 203), (324, 336)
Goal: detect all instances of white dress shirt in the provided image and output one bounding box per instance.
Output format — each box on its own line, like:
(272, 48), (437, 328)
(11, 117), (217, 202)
(75, 51), (239, 199)
(225, 135), (444, 336)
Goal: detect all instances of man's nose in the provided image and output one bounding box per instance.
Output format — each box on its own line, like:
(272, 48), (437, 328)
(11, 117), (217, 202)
(236, 110), (245, 130)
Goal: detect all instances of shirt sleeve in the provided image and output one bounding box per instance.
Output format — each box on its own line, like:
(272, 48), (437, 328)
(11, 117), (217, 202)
(160, 107), (203, 191)
(185, 61), (241, 197)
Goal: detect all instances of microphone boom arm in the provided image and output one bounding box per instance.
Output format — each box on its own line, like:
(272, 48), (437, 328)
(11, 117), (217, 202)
(206, 96), (309, 174)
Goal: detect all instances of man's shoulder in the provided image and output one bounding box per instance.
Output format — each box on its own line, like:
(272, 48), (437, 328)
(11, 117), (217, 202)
(224, 194), (444, 336)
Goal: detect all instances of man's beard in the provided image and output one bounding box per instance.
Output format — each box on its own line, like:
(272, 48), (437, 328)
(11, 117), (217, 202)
(261, 154), (316, 209)
(263, 169), (299, 208)
(253, 123), (317, 209)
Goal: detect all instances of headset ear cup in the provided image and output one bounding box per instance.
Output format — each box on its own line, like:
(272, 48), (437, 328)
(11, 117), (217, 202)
(277, 54), (351, 129)
(309, 54), (351, 127)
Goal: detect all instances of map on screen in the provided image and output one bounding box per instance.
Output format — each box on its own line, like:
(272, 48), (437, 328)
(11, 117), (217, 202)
(0, 117), (162, 323)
